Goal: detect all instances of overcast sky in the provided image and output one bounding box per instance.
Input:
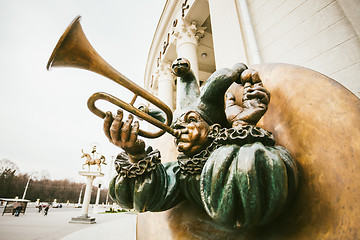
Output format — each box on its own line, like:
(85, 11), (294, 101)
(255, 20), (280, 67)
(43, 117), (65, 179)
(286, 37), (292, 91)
(0, 0), (166, 185)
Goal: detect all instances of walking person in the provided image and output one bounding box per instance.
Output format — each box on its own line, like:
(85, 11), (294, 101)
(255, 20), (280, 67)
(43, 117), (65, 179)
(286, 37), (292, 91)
(44, 205), (49, 216)
(38, 204), (42, 213)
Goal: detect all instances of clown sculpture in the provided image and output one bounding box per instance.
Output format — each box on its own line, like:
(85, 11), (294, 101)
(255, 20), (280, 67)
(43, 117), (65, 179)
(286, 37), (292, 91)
(106, 58), (298, 229)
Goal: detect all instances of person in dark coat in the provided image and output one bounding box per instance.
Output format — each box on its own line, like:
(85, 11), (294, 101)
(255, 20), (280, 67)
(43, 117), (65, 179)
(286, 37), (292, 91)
(44, 205), (49, 216)
(38, 204), (42, 213)
(14, 204), (22, 217)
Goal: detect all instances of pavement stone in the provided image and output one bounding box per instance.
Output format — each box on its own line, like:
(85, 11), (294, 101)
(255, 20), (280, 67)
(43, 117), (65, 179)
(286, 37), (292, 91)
(0, 206), (137, 240)
(62, 213), (136, 240)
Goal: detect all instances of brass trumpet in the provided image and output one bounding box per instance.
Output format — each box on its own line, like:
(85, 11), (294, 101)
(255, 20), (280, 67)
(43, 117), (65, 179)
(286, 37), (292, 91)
(47, 16), (176, 138)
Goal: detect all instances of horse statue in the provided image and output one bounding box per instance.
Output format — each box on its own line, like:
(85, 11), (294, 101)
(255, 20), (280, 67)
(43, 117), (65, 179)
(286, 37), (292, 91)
(81, 148), (106, 172)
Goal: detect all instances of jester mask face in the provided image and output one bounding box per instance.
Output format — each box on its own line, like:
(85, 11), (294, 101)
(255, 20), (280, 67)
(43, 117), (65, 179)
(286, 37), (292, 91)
(172, 111), (212, 157)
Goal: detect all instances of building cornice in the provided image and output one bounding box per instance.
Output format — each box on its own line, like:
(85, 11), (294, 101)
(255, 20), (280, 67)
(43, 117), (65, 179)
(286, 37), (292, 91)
(144, 0), (179, 90)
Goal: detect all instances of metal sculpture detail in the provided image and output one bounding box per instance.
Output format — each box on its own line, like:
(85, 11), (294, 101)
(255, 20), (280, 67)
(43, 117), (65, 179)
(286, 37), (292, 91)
(107, 58), (298, 229)
(81, 147), (106, 172)
(46, 15), (360, 238)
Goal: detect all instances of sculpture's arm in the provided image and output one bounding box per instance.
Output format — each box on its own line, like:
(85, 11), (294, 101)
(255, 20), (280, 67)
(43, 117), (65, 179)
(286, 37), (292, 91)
(109, 154), (184, 212)
(104, 109), (184, 212)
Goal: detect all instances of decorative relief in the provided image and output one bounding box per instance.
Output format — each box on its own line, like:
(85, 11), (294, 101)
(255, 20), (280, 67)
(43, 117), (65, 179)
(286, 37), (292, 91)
(171, 18), (206, 47)
(156, 17), (205, 67)
(153, 61), (174, 81)
(181, 0), (189, 17)
(155, 0), (203, 72)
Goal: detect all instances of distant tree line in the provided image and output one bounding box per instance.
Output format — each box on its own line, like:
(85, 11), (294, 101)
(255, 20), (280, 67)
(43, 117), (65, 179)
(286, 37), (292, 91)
(0, 159), (112, 204)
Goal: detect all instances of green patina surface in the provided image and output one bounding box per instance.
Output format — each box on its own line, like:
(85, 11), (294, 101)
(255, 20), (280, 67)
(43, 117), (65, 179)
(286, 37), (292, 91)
(109, 141), (298, 229)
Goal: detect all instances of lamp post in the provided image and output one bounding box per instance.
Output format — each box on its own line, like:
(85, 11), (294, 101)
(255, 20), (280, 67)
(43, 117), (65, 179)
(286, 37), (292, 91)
(105, 189), (109, 206)
(105, 156), (115, 206)
(77, 184), (86, 207)
(93, 181), (102, 214)
(22, 172), (36, 200)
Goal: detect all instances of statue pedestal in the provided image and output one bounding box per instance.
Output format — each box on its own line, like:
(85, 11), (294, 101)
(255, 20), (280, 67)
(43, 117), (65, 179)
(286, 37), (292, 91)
(69, 171), (104, 224)
(69, 215), (96, 224)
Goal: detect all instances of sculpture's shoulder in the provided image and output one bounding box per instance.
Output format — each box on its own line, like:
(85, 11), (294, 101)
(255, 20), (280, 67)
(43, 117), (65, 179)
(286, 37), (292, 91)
(208, 141), (293, 165)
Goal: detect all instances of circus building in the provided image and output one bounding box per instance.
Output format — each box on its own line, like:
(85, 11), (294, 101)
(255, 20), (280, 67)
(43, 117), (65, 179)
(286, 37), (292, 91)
(136, 0), (360, 238)
(145, 0), (360, 100)
(143, 0), (360, 160)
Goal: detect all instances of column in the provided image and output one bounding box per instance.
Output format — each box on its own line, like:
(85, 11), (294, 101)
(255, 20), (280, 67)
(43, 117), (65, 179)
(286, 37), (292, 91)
(172, 18), (205, 82)
(237, 0), (261, 65)
(208, 0), (248, 69)
(153, 61), (175, 111)
(70, 171), (103, 223)
(81, 176), (95, 217)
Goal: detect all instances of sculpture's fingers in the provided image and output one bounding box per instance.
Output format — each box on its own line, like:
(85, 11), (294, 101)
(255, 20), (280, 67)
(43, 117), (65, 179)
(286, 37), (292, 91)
(104, 111), (114, 141)
(225, 92), (236, 107)
(245, 90), (270, 104)
(240, 69), (253, 85)
(121, 114), (133, 142)
(256, 85), (270, 103)
(251, 85), (269, 93)
(137, 139), (146, 151)
(245, 85), (270, 102)
(251, 70), (262, 84)
(129, 121), (140, 143)
(110, 110), (123, 142)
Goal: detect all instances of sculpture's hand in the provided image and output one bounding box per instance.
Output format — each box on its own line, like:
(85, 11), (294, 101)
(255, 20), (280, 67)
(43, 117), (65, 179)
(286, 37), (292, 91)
(241, 69), (270, 105)
(104, 109), (146, 162)
(225, 69), (270, 128)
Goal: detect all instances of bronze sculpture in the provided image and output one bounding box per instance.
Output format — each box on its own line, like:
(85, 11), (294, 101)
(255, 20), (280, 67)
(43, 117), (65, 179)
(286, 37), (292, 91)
(81, 147), (106, 172)
(47, 16), (360, 239)
(107, 58), (298, 229)
(135, 64), (360, 239)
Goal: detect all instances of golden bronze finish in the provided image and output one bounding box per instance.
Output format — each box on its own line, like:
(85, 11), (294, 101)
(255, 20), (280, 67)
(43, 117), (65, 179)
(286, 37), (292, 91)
(136, 63), (360, 239)
(47, 16), (175, 138)
(251, 63), (360, 239)
(81, 147), (106, 172)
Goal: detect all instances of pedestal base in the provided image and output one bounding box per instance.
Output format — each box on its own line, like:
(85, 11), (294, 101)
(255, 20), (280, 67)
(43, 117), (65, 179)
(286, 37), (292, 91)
(78, 171), (104, 177)
(69, 215), (96, 224)
(76, 171), (104, 223)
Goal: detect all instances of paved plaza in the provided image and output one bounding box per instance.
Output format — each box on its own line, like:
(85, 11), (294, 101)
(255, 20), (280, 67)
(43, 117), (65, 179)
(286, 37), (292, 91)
(0, 205), (137, 240)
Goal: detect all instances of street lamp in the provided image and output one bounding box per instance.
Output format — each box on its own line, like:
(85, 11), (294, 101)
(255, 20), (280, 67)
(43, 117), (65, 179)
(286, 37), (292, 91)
(105, 156), (115, 206)
(93, 180), (102, 214)
(77, 184), (86, 206)
(22, 172), (37, 200)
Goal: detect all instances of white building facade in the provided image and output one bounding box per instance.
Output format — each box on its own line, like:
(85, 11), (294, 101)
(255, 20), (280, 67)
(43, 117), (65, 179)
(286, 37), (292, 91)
(137, 1), (360, 237)
(145, 0), (360, 103)
(143, 0), (360, 163)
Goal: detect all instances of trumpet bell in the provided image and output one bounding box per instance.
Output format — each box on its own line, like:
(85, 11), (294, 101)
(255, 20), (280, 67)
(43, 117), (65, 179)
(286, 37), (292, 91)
(47, 16), (109, 74)
(47, 16), (175, 138)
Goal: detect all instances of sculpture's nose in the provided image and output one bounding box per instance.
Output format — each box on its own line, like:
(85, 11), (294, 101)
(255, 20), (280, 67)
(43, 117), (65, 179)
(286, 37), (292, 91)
(172, 121), (186, 130)
(171, 121), (188, 138)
